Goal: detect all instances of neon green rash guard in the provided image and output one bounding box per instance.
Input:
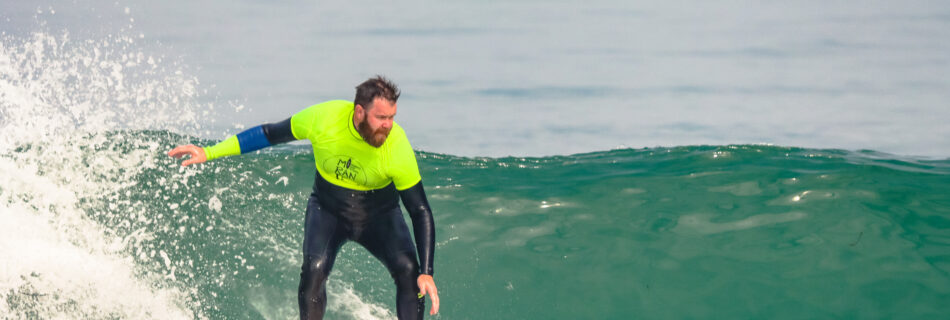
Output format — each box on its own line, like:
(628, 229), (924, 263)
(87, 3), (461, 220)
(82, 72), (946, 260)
(201, 99), (437, 282)
(204, 100), (435, 284)
(203, 100), (422, 191)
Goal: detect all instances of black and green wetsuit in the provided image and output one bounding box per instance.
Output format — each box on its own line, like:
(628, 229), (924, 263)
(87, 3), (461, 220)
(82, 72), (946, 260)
(203, 100), (435, 320)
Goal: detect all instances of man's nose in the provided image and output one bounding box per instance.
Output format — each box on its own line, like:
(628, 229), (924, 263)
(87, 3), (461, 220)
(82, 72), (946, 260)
(383, 120), (393, 129)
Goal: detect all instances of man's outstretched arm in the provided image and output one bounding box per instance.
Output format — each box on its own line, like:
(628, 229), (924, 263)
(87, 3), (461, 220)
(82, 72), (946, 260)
(167, 118), (297, 166)
(398, 182), (440, 315)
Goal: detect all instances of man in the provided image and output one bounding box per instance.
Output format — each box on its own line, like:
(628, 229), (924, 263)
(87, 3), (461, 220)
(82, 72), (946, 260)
(168, 76), (439, 319)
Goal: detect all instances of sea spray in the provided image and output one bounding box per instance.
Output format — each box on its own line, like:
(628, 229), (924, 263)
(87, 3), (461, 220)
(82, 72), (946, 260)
(0, 30), (203, 318)
(1, 23), (400, 318)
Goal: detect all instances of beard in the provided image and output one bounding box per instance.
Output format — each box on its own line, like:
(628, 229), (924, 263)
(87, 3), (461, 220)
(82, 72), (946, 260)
(357, 118), (391, 148)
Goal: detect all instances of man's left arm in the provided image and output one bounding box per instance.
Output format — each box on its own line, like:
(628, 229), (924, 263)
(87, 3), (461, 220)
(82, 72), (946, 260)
(399, 182), (435, 275)
(390, 125), (439, 314)
(398, 182), (440, 315)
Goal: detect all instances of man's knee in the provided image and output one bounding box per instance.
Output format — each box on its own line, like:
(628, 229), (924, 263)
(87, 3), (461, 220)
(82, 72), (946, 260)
(301, 255), (333, 281)
(388, 254), (420, 281)
(299, 255), (332, 319)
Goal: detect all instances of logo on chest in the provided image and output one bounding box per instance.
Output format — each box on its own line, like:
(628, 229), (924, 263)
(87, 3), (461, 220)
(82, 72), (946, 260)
(323, 155), (368, 186)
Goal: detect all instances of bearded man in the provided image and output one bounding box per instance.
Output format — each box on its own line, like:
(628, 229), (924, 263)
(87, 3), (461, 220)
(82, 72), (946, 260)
(168, 76), (440, 319)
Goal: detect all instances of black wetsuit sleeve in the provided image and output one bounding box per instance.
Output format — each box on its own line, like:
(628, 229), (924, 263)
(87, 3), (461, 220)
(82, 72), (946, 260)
(261, 117), (297, 145)
(398, 182), (435, 276)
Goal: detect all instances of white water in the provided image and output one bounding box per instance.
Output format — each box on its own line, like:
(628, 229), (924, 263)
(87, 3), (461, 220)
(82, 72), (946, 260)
(0, 29), (200, 318)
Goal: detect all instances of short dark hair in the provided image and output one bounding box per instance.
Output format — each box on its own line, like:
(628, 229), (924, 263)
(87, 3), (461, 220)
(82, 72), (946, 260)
(354, 76), (400, 109)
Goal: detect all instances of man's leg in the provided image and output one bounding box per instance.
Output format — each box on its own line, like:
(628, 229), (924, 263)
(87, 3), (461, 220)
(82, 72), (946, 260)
(298, 194), (348, 320)
(357, 208), (425, 320)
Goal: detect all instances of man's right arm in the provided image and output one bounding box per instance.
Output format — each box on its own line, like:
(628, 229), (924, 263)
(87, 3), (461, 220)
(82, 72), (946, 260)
(168, 117), (297, 166)
(203, 118), (297, 160)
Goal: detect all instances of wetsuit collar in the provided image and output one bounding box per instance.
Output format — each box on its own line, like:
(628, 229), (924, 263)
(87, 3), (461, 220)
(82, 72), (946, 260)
(347, 108), (364, 141)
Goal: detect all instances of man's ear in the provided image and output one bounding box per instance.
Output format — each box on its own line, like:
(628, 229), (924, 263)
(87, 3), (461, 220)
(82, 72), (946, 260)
(354, 104), (365, 119)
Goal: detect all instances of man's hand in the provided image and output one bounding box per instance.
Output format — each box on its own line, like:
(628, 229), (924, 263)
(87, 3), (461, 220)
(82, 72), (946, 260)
(167, 144), (207, 166)
(417, 274), (439, 315)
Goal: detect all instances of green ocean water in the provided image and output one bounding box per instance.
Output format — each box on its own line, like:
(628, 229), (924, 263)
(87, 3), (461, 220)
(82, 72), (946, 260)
(7, 130), (948, 319)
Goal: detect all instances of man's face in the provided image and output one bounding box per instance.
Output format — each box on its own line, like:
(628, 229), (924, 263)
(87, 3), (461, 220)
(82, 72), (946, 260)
(356, 97), (396, 148)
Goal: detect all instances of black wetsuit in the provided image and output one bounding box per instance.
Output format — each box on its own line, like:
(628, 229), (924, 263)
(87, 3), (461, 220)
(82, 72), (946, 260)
(298, 174), (433, 319)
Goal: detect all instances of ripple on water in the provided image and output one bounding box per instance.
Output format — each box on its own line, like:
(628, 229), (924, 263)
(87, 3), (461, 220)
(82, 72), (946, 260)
(708, 181), (763, 196)
(672, 212), (808, 235)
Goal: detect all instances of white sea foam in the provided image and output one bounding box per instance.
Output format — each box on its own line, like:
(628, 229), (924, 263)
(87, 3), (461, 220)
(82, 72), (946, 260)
(0, 29), (202, 318)
(326, 279), (397, 320)
(243, 277), (395, 320)
(0, 202), (193, 318)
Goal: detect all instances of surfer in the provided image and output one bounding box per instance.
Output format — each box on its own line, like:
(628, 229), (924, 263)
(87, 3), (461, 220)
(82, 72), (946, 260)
(167, 76), (439, 319)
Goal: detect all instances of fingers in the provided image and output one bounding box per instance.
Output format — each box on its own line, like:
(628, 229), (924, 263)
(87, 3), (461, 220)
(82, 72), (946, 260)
(168, 145), (206, 166)
(429, 285), (440, 315)
(167, 145), (198, 158)
(167, 145), (189, 158)
(417, 275), (440, 315)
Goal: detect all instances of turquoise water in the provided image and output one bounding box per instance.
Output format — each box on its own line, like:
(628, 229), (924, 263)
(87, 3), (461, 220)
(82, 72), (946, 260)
(4, 129), (949, 318)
